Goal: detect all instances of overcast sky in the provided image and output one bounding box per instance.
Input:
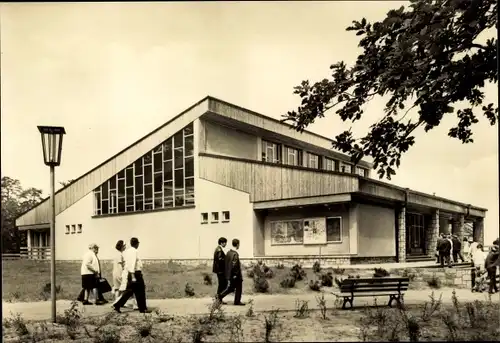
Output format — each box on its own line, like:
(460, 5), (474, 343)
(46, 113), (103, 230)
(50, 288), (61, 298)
(1, 2), (498, 243)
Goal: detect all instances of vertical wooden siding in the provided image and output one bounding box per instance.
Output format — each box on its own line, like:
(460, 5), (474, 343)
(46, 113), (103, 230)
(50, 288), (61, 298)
(16, 100), (209, 227)
(199, 155), (359, 202)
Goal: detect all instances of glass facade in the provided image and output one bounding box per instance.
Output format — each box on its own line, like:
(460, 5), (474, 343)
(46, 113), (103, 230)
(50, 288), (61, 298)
(93, 123), (194, 216)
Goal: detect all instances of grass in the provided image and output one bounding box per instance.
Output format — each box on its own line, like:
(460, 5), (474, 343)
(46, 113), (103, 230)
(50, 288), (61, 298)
(3, 260), (375, 302)
(3, 293), (499, 342)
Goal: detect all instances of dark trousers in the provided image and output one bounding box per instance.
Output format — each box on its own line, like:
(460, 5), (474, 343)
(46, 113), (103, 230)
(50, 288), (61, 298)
(218, 278), (243, 304)
(487, 268), (498, 293)
(439, 252), (451, 267)
(114, 271), (147, 312)
(452, 250), (465, 263)
(216, 273), (227, 296)
(471, 264), (477, 289)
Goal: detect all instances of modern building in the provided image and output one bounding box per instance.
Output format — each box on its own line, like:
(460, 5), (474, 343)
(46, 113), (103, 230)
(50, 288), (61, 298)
(16, 96), (487, 264)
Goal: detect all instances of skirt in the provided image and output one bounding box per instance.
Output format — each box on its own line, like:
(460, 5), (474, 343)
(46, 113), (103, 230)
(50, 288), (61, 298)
(81, 274), (97, 290)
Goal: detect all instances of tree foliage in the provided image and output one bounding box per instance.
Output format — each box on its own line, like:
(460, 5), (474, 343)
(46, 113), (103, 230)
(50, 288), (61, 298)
(59, 179), (75, 187)
(1, 177), (44, 253)
(283, 0), (498, 179)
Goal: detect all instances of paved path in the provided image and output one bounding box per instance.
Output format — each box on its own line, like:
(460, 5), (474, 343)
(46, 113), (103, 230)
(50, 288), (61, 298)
(3, 288), (498, 322)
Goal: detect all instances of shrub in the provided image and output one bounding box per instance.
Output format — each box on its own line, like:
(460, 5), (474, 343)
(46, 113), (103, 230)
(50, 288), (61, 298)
(202, 273), (212, 286)
(185, 283), (195, 296)
(308, 280), (321, 292)
(58, 301), (83, 339)
(228, 315), (244, 343)
(262, 264), (270, 273)
(332, 266), (346, 275)
(245, 299), (255, 317)
(276, 262), (285, 269)
(280, 277), (296, 288)
(154, 309), (173, 323)
(246, 268), (255, 278)
(135, 314), (154, 338)
(264, 268), (274, 279)
(254, 274), (270, 293)
(373, 267), (390, 278)
(316, 293), (328, 320)
(42, 282), (62, 294)
(5, 312), (29, 337)
(320, 272), (334, 287)
(400, 268), (418, 282)
(264, 308), (281, 343)
(312, 261), (321, 273)
(426, 275), (441, 289)
(93, 325), (121, 343)
(290, 264), (307, 281)
(294, 299), (310, 318)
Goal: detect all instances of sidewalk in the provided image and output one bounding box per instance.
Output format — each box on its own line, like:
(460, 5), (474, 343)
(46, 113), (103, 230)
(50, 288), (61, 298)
(3, 288), (498, 322)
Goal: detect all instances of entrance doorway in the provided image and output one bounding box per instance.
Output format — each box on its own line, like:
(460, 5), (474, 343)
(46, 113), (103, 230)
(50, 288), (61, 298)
(406, 212), (425, 255)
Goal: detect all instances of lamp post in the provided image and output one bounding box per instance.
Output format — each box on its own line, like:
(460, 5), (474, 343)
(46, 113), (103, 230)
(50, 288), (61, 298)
(37, 125), (66, 323)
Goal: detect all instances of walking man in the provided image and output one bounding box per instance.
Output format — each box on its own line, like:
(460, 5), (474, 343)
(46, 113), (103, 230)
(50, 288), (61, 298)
(437, 233), (452, 267)
(218, 238), (245, 306)
(451, 234), (464, 263)
(485, 245), (499, 294)
(213, 237), (227, 302)
(113, 237), (151, 313)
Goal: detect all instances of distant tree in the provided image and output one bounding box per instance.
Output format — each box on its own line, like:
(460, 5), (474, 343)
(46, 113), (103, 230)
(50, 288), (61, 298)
(283, 0), (497, 179)
(59, 179), (75, 187)
(1, 177), (44, 253)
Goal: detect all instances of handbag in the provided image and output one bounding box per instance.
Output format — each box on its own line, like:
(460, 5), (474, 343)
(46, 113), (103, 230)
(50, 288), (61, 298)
(97, 277), (112, 294)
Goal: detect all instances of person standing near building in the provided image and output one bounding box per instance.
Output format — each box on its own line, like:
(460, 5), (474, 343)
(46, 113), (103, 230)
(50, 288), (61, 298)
(213, 237), (227, 302)
(484, 245), (499, 294)
(462, 237), (471, 262)
(451, 234), (464, 263)
(218, 238), (245, 306)
(113, 237), (150, 313)
(437, 233), (452, 267)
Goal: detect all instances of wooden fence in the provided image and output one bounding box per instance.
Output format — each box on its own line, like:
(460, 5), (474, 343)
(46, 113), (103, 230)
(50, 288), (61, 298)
(2, 247), (51, 260)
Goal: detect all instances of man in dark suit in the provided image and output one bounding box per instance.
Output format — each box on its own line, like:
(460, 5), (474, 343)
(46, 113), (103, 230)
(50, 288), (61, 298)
(451, 234), (464, 263)
(437, 233), (452, 268)
(485, 245), (499, 294)
(213, 237), (227, 302)
(217, 238), (245, 306)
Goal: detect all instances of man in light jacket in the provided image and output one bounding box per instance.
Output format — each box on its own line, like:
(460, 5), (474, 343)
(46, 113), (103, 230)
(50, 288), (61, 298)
(113, 237), (150, 313)
(80, 243), (102, 305)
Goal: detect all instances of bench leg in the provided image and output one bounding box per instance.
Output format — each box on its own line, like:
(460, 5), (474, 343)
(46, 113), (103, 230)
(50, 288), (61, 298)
(342, 296), (354, 310)
(388, 294), (404, 308)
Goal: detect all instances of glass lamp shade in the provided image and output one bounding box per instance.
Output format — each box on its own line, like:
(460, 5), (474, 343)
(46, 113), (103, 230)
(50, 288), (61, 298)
(37, 126), (66, 166)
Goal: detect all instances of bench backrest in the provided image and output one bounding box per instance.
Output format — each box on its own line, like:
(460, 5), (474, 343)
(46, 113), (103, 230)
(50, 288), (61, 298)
(340, 277), (410, 294)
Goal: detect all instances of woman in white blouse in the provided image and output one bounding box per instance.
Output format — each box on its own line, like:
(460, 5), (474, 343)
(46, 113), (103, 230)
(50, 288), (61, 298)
(80, 243), (100, 305)
(112, 240), (137, 309)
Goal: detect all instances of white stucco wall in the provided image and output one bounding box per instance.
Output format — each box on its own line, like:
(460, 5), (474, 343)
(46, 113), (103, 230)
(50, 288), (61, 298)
(55, 178), (255, 260)
(357, 203), (396, 257)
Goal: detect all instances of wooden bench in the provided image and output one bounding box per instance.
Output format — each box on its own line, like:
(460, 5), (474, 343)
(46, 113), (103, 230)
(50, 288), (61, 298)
(334, 277), (410, 309)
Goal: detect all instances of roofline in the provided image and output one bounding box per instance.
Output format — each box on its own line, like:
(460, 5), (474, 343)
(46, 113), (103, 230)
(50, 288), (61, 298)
(359, 176), (488, 212)
(15, 96), (211, 221)
(205, 96), (374, 168)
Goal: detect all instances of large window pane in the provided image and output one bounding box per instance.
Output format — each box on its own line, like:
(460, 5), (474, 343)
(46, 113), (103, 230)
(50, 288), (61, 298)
(326, 217), (342, 242)
(174, 169), (184, 189)
(154, 192), (162, 209)
(126, 187), (134, 206)
(154, 153), (162, 172)
(144, 165), (152, 184)
(174, 190), (184, 206)
(134, 159), (143, 176)
(145, 185), (153, 203)
(185, 178), (194, 205)
(118, 170), (125, 179)
(184, 136), (194, 156)
(102, 182), (109, 200)
(174, 149), (183, 169)
(185, 157), (194, 177)
(143, 152), (152, 165)
(95, 193), (101, 212)
(102, 200), (109, 215)
(126, 167), (133, 186)
(109, 176), (116, 190)
(164, 181), (173, 202)
(163, 161), (173, 181)
(163, 139), (172, 161)
(135, 195), (144, 211)
(118, 179), (125, 197)
(135, 176), (143, 195)
(118, 197), (125, 213)
(184, 122), (193, 136)
(154, 173), (162, 192)
(174, 131), (183, 148)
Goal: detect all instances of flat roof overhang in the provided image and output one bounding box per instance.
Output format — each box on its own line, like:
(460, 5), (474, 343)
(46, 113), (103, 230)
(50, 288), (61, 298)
(17, 223), (50, 231)
(253, 193), (351, 210)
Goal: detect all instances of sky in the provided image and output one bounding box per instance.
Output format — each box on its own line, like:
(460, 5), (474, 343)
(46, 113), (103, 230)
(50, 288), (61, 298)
(1, 1), (498, 244)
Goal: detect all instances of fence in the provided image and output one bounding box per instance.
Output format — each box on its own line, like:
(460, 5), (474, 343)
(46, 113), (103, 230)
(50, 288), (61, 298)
(2, 247), (52, 260)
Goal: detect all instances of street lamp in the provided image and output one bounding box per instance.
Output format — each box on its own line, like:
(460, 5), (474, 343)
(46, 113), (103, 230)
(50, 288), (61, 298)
(37, 125), (66, 323)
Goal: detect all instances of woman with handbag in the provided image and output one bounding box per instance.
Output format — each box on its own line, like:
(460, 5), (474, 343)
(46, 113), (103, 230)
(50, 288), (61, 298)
(80, 243), (104, 305)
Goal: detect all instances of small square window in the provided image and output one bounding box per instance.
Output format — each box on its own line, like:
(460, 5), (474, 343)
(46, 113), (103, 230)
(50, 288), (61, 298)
(201, 213), (208, 224)
(211, 212), (219, 223)
(222, 211), (230, 222)
(71, 225), (76, 234)
(77, 224), (83, 233)
(65, 225), (70, 234)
